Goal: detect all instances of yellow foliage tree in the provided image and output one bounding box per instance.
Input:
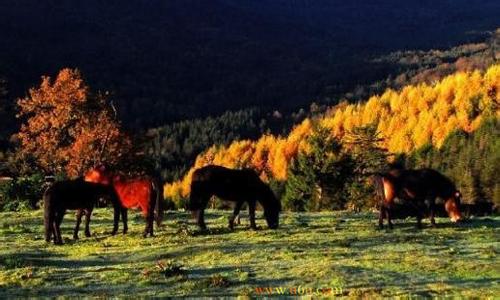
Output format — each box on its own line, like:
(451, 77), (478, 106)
(165, 64), (500, 199)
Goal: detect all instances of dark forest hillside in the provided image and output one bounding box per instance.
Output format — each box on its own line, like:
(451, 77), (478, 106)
(1, 0), (499, 128)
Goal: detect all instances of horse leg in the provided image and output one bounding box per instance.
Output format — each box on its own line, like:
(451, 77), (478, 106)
(248, 200), (257, 230)
(121, 208), (128, 234)
(144, 204), (155, 238)
(45, 209), (55, 243)
(52, 217), (59, 245)
(386, 207), (393, 229)
(229, 201), (243, 230)
(54, 210), (65, 245)
(429, 198), (436, 227)
(111, 204), (120, 235)
(429, 210), (436, 227)
(416, 214), (423, 229)
(149, 195), (156, 237)
(378, 205), (385, 229)
(197, 209), (207, 230)
(73, 209), (83, 240)
(84, 208), (92, 237)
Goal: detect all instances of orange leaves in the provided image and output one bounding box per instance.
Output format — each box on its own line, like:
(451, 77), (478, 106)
(17, 68), (129, 177)
(164, 64), (500, 199)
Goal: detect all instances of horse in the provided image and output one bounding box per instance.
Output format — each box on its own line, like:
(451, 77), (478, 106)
(84, 165), (163, 237)
(44, 178), (122, 245)
(374, 168), (462, 229)
(189, 165), (281, 230)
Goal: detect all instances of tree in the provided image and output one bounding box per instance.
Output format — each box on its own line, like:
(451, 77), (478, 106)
(17, 68), (130, 177)
(283, 126), (353, 211)
(343, 124), (389, 210)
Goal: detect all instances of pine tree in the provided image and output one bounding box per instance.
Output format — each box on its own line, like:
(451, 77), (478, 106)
(344, 124), (389, 210)
(283, 126), (353, 211)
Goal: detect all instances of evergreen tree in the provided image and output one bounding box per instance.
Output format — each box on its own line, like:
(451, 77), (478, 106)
(344, 124), (389, 210)
(283, 126), (353, 211)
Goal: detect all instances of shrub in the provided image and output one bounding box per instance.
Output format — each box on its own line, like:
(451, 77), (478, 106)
(0, 173), (46, 211)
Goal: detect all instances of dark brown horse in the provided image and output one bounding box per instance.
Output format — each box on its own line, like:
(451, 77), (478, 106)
(374, 168), (462, 229)
(189, 165), (281, 230)
(44, 178), (122, 245)
(84, 166), (163, 237)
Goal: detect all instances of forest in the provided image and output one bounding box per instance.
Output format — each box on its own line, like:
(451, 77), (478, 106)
(163, 64), (499, 210)
(0, 28), (499, 212)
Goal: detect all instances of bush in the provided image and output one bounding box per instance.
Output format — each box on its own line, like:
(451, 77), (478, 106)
(0, 173), (46, 211)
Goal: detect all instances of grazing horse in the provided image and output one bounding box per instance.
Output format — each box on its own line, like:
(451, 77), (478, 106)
(84, 166), (163, 237)
(189, 165), (281, 230)
(374, 168), (462, 229)
(44, 178), (122, 245)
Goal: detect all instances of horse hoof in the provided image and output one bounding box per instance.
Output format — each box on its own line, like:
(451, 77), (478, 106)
(85, 233), (91, 238)
(73, 236), (79, 240)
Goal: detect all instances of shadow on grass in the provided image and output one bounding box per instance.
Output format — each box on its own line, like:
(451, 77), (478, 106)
(341, 264), (496, 291)
(0, 248), (125, 269)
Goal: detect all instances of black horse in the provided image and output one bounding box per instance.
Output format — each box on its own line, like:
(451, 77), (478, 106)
(374, 168), (462, 229)
(44, 178), (122, 245)
(189, 165), (281, 230)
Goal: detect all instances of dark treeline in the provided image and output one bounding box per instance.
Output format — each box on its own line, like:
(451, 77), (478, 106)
(0, 1), (498, 130)
(145, 109), (266, 181)
(142, 32), (499, 183)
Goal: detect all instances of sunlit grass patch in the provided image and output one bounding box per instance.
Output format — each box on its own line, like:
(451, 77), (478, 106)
(0, 209), (498, 297)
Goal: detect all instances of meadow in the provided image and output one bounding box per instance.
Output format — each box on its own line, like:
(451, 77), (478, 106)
(0, 209), (498, 298)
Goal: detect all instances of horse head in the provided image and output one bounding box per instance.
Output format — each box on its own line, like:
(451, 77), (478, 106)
(445, 190), (462, 222)
(260, 185), (281, 229)
(84, 164), (112, 185)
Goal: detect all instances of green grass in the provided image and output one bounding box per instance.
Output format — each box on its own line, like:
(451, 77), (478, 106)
(0, 209), (498, 298)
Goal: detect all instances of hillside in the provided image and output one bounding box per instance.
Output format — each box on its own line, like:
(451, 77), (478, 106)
(164, 65), (500, 200)
(0, 209), (498, 297)
(1, 1), (499, 128)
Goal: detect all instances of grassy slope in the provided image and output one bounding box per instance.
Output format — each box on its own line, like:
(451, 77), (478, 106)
(0, 209), (498, 298)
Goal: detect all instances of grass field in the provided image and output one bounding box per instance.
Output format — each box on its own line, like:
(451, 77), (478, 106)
(0, 209), (498, 298)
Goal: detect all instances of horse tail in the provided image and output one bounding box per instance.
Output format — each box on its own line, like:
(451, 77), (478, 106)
(152, 178), (164, 227)
(43, 186), (55, 242)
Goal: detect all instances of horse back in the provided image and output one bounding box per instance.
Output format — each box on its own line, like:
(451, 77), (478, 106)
(45, 179), (111, 210)
(192, 165), (262, 201)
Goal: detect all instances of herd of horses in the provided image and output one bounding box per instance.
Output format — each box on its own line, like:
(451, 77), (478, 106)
(44, 164), (473, 245)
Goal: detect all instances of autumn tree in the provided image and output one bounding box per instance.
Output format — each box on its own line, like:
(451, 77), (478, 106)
(17, 68), (130, 177)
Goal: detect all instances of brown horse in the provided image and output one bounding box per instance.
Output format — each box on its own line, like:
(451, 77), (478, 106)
(44, 178), (122, 245)
(374, 168), (462, 229)
(189, 165), (281, 230)
(84, 166), (163, 237)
